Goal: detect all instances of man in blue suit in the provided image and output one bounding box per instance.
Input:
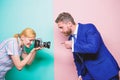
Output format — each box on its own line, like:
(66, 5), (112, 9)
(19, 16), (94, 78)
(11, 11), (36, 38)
(55, 12), (119, 80)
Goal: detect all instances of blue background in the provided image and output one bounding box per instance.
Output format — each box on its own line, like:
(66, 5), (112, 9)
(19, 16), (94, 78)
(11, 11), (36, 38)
(0, 0), (54, 80)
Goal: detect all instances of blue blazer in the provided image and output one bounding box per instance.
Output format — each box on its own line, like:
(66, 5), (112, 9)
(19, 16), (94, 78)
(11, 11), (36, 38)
(71, 23), (119, 80)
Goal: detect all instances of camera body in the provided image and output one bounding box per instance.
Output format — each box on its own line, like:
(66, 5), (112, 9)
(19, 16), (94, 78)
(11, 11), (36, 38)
(34, 39), (51, 48)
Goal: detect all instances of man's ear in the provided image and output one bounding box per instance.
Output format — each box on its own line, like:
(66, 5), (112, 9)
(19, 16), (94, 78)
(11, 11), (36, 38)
(67, 22), (72, 27)
(67, 21), (71, 24)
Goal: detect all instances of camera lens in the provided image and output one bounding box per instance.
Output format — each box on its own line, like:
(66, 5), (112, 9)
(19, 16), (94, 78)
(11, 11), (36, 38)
(34, 39), (51, 49)
(43, 42), (51, 48)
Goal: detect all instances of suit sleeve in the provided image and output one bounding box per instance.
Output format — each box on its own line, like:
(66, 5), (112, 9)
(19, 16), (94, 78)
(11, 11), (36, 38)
(74, 24), (101, 54)
(73, 53), (82, 76)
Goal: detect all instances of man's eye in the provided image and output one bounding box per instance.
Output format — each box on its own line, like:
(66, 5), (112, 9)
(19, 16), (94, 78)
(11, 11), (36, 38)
(59, 27), (62, 29)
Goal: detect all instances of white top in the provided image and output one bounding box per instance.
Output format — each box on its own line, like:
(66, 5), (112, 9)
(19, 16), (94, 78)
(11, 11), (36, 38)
(72, 24), (79, 52)
(0, 38), (22, 80)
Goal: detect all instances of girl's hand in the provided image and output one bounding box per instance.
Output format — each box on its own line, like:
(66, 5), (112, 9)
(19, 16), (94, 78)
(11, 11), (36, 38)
(35, 46), (43, 51)
(31, 47), (43, 53)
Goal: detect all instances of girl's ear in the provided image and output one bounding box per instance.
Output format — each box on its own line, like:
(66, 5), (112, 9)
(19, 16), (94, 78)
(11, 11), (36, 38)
(20, 35), (25, 41)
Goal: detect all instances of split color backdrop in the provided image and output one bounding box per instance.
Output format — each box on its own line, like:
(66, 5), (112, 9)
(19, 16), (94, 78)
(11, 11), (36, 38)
(0, 0), (120, 80)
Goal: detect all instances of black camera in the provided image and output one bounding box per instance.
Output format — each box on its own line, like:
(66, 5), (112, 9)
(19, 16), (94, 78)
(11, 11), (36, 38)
(34, 39), (51, 48)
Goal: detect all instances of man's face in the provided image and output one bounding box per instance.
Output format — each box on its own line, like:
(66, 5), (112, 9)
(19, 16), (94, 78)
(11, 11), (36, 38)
(57, 21), (72, 36)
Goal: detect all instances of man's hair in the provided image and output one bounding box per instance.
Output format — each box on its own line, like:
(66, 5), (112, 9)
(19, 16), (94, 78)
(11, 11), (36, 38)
(55, 12), (76, 25)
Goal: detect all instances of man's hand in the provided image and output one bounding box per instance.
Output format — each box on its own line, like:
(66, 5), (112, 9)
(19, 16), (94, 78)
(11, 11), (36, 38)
(61, 40), (72, 49)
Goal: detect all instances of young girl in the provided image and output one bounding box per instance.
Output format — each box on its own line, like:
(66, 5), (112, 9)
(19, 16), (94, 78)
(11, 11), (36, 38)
(0, 28), (42, 80)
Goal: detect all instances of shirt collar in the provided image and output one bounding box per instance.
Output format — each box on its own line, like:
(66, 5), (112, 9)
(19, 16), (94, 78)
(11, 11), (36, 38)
(73, 24), (79, 35)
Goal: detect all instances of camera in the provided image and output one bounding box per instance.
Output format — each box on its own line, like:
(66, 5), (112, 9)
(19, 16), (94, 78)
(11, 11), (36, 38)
(34, 39), (51, 48)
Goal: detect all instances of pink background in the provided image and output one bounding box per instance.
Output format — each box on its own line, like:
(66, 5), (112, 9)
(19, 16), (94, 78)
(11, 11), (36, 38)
(54, 0), (120, 80)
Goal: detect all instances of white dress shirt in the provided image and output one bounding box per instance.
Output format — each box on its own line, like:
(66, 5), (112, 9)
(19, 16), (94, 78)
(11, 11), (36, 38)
(72, 24), (79, 52)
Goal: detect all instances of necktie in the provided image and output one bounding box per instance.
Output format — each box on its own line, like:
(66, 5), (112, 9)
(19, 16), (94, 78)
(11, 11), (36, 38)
(68, 34), (75, 40)
(71, 34), (76, 43)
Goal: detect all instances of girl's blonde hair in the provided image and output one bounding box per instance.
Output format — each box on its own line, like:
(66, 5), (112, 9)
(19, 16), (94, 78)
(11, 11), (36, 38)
(14, 27), (36, 38)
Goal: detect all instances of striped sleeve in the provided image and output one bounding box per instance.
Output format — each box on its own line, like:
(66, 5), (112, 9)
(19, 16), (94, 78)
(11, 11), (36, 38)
(6, 38), (19, 55)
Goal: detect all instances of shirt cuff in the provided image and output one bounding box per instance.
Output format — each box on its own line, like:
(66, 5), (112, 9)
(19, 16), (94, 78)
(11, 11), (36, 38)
(78, 75), (82, 78)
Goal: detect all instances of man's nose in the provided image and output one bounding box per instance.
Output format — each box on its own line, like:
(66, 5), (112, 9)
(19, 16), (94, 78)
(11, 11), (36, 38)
(60, 29), (63, 32)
